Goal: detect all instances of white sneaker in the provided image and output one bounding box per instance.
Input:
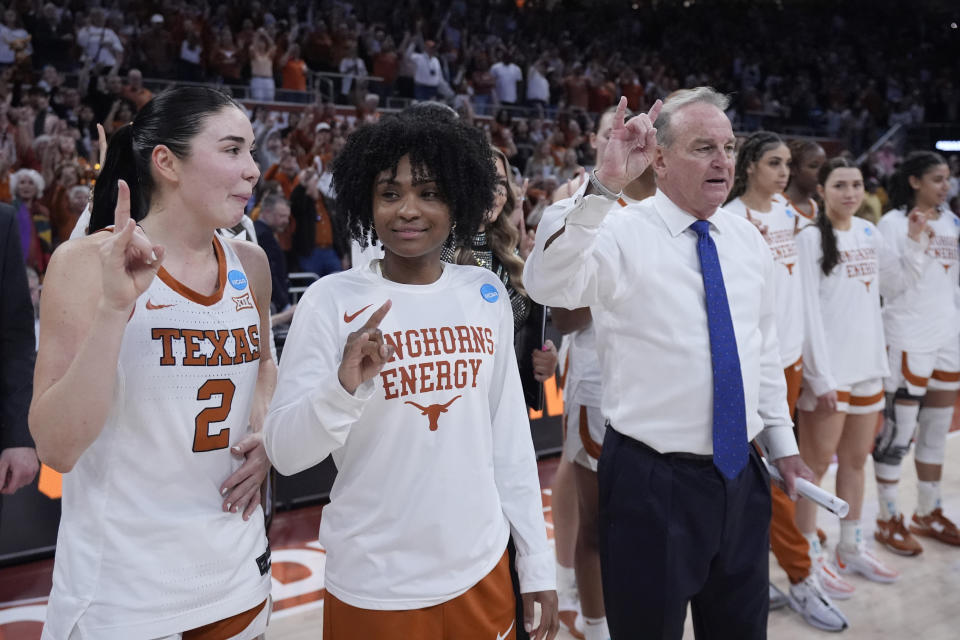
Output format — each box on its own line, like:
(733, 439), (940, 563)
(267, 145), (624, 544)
(789, 575), (850, 632)
(812, 555), (856, 600)
(835, 544), (899, 583)
(769, 583), (789, 610)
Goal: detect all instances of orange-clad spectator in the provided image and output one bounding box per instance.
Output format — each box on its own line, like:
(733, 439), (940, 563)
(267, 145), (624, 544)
(299, 122), (333, 169)
(371, 36), (399, 97)
(209, 27), (243, 84)
(549, 129), (569, 166)
(280, 43), (308, 91)
(619, 68), (645, 111)
(302, 20), (334, 72)
(263, 149), (302, 199)
(562, 63), (589, 110)
(121, 69), (153, 111)
(587, 63), (615, 114)
(42, 162), (81, 246)
(288, 110), (316, 157)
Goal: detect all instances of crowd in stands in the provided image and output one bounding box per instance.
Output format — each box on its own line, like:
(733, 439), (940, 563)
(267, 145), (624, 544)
(3, 0), (959, 309)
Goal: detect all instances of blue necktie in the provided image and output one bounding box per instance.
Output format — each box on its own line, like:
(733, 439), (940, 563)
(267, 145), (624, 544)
(691, 220), (748, 479)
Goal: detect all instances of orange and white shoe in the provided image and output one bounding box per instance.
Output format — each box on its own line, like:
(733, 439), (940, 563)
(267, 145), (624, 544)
(812, 555), (856, 600)
(835, 545), (900, 583)
(910, 508), (960, 546)
(558, 609), (585, 640)
(875, 514), (924, 556)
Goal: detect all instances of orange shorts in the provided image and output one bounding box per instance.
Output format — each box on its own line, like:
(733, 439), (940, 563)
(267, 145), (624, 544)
(323, 550), (516, 640)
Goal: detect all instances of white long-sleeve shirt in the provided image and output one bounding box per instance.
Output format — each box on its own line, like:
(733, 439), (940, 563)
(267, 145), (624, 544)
(796, 218), (892, 396)
(523, 190), (797, 461)
(878, 206), (960, 352)
(726, 196), (804, 367)
(263, 261), (553, 609)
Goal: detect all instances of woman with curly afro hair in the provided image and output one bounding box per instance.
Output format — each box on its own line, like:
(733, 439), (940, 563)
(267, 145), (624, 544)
(264, 109), (559, 640)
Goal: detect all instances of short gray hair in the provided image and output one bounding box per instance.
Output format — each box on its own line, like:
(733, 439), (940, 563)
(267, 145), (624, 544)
(260, 193), (287, 214)
(654, 86), (731, 147)
(69, 184), (90, 199)
(10, 168), (45, 196)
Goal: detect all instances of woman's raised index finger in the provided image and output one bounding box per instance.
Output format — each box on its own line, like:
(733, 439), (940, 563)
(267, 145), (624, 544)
(361, 299), (393, 331)
(114, 179), (131, 232)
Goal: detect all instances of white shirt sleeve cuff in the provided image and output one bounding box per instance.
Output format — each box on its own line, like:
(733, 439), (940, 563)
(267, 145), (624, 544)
(309, 374), (374, 428)
(515, 548), (556, 594)
(758, 425), (800, 461)
(567, 193), (618, 228)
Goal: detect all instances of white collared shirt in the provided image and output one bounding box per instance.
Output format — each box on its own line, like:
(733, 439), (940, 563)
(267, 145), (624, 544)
(523, 190), (798, 460)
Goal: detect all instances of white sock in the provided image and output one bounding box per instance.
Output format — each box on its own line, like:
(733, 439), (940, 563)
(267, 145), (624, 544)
(877, 481), (900, 520)
(556, 564), (577, 606)
(584, 616), (610, 640)
(917, 480), (941, 516)
(839, 519), (862, 552)
(803, 531), (822, 561)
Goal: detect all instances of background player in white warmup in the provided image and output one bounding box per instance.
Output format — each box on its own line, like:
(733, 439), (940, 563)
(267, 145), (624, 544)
(543, 104), (656, 640)
(725, 132), (849, 632)
(263, 109), (558, 640)
(872, 151), (960, 556)
(29, 87), (276, 639)
(794, 157), (929, 590)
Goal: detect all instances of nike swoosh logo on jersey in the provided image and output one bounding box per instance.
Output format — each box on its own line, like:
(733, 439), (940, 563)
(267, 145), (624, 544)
(146, 299), (175, 310)
(343, 304), (373, 323)
(496, 619), (515, 640)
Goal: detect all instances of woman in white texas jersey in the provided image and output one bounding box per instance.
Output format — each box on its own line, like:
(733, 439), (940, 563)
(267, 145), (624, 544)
(872, 151), (960, 557)
(725, 132), (850, 630)
(30, 87), (275, 639)
(795, 157), (929, 589)
(263, 108), (558, 640)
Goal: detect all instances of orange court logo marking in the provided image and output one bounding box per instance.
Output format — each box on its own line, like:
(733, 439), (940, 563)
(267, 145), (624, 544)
(405, 395), (462, 431)
(146, 299), (175, 310)
(343, 304), (373, 323)
(232, 293), (254, 312)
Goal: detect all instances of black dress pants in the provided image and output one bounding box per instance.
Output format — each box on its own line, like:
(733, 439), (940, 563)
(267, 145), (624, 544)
(598, 427), (771, 640)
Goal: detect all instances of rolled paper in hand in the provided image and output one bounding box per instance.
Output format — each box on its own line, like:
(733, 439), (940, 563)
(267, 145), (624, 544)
(766, 462), (850, 518)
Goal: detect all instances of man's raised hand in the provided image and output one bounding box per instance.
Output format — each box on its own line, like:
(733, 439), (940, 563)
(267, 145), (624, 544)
(594, 97), (663, 194)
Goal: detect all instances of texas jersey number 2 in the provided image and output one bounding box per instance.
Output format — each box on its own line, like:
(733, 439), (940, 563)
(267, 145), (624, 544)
(193, 379), (236, 452)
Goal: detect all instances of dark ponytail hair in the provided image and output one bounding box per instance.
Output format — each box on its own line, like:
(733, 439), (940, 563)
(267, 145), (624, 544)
(725, 131), (784, 204)
(888, 151), (947, 211)
(90, 86), (244, 233)
(816, 156), (859, 276)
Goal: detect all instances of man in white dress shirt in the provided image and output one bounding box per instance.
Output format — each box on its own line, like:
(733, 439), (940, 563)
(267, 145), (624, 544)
(524, 88), (813, 639)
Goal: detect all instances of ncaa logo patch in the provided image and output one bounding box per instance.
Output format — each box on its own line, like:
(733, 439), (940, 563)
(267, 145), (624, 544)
(228, 269), (248, 290)
(864, 227), (873, 236)
(480, 283), (499, 303)
(953, 217), (959, 227)
(785, 208), (794, 218)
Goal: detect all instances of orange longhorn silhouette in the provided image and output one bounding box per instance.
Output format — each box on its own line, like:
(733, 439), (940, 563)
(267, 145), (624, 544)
(405, 395), (462, 431)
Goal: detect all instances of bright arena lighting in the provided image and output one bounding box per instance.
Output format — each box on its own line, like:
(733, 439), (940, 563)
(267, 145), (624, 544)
(935, 140), (960, 152)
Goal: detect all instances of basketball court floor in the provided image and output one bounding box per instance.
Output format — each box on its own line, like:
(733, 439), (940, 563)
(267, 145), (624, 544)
(3, 433), (960, 638)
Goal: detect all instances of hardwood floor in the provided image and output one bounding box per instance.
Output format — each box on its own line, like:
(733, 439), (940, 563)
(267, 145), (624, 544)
(3, 436), (960, 639)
